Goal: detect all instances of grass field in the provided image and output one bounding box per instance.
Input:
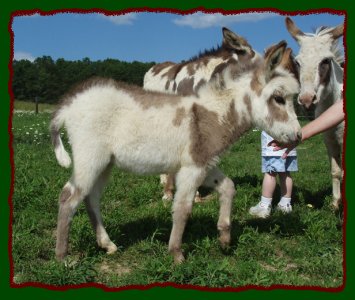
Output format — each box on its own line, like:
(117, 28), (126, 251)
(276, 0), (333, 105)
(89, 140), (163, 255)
(11, 106), (344, 288)
(13, 100), (57, 113)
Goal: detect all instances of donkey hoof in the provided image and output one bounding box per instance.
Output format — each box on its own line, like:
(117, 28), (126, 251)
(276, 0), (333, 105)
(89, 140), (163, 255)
(169, 247), (185, 264)
(194, 196), (203, 203)
(55, 252), (67, 261)
(218, 231), (231, 249)
(173, 252), (185, 264)
(331, 199), (341, 211)
(162, 192), (173, 202)
(219, 239), (231, 251)
(106, 243), (118, 255)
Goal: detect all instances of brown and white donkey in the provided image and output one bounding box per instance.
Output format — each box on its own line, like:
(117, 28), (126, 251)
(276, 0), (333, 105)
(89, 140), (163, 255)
(144, 27), (260, 201)
(286, 17), (344, 209)
(51, 40), (301, 263)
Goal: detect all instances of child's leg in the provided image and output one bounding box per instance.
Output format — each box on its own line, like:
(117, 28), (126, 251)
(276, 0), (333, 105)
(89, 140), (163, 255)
(262, 172), (277, 198)
(277, 172), (293, 212)
(249, 172), (276, 218)
(278, 172), (293, 198)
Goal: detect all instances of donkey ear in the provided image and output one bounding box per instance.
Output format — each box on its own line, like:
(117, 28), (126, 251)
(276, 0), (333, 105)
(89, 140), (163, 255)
(280, 48), (300, 79)
(264, 40), (287, 80)
(285, 17), (305, 43)
(222, 27), (253, 54)
(330, 23), (344, 40)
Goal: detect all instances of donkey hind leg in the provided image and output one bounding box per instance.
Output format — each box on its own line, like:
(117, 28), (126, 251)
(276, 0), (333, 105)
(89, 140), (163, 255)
(55, 155), (111, 260)
(330, 155), (342, 210)
(161, 173), (202, 203)
(161, 173), (175, 201)
(55, 180), (86, 260)
(84, 164), (117, 255)
(324, 139), (342, 210)
(168, 166), (206, 264)
(202, 167), (235, 249)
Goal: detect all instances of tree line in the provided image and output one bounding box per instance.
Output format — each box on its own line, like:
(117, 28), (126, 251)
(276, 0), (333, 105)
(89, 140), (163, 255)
(12, 55), (312, 118)
(12, 56), (155, 104)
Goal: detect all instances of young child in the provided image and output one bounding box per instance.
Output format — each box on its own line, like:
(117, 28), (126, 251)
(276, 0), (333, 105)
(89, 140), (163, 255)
(249, 130), (298, 218)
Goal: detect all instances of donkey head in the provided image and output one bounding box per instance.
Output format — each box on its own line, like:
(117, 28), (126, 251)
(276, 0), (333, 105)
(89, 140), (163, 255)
(222, 27), (256, 60)
(285, 17), (344, 108)
(251, 40), (301, 144)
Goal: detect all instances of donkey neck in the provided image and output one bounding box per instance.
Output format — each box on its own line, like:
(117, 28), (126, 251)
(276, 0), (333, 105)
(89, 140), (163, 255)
(188, 87), (253, 167)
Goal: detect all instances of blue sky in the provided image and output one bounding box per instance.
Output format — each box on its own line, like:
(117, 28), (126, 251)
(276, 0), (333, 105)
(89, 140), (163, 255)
(12, 11), (345, 63)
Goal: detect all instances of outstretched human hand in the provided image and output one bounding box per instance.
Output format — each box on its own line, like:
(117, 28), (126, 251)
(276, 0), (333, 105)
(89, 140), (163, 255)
(268, 100), (344, 159)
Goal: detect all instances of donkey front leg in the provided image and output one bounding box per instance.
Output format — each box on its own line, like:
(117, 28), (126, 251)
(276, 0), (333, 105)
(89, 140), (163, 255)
(168, 166), (206, 263)
(202, 167), (235, 249)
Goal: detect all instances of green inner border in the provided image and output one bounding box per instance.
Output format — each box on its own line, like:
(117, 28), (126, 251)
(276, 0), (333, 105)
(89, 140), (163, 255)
(1, 1), (353, 300)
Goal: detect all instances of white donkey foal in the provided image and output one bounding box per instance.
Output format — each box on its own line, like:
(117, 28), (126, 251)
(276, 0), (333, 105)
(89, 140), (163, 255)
(286, 17), (344, 209)
(51, 41), (301, 263)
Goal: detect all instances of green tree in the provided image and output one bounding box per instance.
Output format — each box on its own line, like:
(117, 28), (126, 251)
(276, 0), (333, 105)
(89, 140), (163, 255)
(12, 56), (155, 104)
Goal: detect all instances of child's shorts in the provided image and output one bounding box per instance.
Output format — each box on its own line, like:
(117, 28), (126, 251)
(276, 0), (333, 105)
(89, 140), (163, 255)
(262, 156), (298, 173)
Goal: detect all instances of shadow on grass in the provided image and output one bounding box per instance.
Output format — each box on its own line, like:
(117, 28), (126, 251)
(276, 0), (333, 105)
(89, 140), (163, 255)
(297, 186), (332, 209)
(112, 214), (220, 249)
(271, 184), (332, 209)
(98, 181), (331, 256)
(106, 209), (308, 257)
(241, 212), (305, 236)
(231, 175), (261, 188)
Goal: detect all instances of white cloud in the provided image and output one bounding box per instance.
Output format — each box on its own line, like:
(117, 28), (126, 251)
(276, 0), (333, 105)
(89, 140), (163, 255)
(14, 51), (36, 62)
(100, 13), (138, 25)
(173, 12), (277, 29)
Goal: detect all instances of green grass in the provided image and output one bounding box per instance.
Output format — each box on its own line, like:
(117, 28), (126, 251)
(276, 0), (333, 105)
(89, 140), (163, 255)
(11, 111), (343, 288)
(13, 100), (56, 113)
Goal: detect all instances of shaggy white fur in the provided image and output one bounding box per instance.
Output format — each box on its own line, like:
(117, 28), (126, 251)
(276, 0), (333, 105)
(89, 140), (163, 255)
(143, 28), (260, 201)
(286, 17), (344, 209)
(52, 41), (301, 263)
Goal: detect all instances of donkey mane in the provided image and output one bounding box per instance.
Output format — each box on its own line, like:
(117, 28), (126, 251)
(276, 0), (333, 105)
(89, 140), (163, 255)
(186, 41), (251, 64)
(308, 26), (344, 66)
(208, 55), (261, 90)
(185, 44), (220, 62)
(186, 43), (229, 63)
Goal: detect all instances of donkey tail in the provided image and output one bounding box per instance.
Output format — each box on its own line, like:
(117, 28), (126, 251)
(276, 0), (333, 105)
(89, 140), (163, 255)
(50, 110), (72, 168)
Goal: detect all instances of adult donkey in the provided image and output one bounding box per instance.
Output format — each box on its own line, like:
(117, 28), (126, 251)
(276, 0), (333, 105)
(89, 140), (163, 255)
(285, 17), (344, 209)
(144, 27), (259, 201)
(51, 41), (301, 263)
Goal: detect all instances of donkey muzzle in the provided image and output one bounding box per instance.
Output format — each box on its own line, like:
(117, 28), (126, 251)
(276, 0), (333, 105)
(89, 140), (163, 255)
(298, 93), (316, 109)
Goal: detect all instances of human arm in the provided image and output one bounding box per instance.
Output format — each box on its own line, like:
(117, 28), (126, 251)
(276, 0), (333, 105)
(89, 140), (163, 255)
(269, 100), (344, 158)
(301, 100), (344, 141)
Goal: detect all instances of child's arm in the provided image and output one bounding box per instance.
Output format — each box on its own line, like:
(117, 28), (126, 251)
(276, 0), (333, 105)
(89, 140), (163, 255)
(269, 100), (344, 158)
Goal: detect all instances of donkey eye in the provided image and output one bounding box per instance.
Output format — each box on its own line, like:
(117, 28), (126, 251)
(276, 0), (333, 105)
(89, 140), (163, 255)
(321, 58), (331, 65)
(234, 49), (247, 56)
(273, 95), (286, 105)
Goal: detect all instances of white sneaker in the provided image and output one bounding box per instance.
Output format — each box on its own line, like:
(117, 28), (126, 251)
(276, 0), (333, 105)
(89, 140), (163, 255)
(276, 203), (292, 213)
(249, 202), (271, 218)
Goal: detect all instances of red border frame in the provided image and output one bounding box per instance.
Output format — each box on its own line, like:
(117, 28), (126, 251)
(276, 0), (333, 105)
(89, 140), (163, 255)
(8, 7), (348, 293)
